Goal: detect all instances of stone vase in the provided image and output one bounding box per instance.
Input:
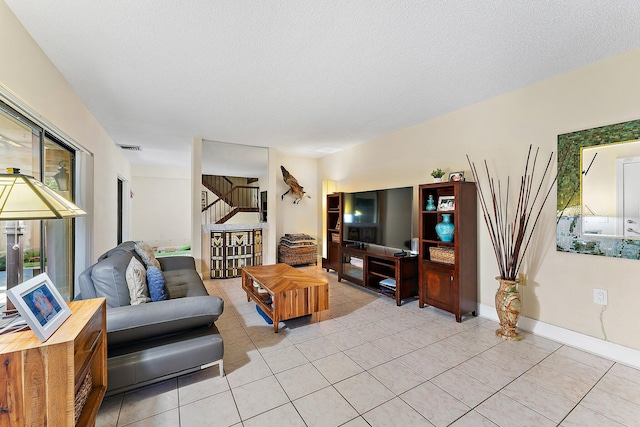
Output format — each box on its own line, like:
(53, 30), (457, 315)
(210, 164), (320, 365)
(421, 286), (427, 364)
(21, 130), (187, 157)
(495, 277), (522, 341)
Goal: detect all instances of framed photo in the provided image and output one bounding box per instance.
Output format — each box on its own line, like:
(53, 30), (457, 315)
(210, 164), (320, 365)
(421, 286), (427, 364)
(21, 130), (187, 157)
(449, 171), (465, 182)
(6, 273), (72, 342)
(201, 191), (208, 209)
(437, 195), (455, 211)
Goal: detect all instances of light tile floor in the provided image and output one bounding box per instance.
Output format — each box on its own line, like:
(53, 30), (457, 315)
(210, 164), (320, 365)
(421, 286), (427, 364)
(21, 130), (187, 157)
(97, 265), (640, 427)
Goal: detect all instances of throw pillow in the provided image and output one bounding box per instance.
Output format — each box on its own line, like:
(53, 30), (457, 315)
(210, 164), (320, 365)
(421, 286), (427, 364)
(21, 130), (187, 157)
(134, 242), (161, 269)
(125, 257), (151, 305)
(146, 266), (170, 302)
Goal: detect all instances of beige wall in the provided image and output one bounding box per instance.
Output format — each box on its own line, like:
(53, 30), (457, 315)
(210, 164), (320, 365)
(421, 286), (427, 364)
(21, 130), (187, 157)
(131, 165), (191, 248)
(319, 49), (640, 351)
(0, 1), (131, 259)
(274, 152), (319, 239)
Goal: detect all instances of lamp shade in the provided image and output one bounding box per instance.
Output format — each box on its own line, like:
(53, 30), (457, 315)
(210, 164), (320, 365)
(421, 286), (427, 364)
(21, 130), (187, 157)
(0, 168), (86, 220)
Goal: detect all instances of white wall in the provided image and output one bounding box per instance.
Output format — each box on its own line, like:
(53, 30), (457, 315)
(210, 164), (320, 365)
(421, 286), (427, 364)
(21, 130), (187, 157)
(0, 1), (131, 260)
(130, 165), (191, 248)
(319, 48), (640, 352)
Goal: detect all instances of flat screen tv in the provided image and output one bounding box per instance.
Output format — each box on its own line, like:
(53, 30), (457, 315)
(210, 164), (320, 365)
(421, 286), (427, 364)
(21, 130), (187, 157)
(342, 186), (413, 250)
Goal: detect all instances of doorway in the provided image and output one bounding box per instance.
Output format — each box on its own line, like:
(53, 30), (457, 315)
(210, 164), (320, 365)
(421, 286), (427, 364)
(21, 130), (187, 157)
(617, 156), (640, 238)
(117, 178), (124, 244)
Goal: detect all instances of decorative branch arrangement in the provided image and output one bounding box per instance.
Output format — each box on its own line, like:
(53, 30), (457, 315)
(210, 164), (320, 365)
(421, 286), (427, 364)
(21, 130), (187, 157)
(466, 145), (558, 281)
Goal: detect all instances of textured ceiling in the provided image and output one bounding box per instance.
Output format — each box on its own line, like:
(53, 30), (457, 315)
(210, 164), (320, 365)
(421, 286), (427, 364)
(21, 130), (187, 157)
(6, 1), (640, 171)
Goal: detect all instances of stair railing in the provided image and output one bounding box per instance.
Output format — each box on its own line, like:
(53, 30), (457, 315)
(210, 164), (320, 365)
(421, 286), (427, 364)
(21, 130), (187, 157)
(202, 185), (259, 224)
(202, 175), (233, 203)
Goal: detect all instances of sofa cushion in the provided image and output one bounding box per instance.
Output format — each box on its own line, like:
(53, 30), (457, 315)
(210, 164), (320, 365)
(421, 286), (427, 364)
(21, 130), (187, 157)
(126, 257), (151, 305)
(91, 251), (134, 308)
(146, 266), (169, 301)
(134, 242), (161, 269)
(163, 268), (209, 298)
(106, 296), (224, 346)
(158, 256), (196, 271)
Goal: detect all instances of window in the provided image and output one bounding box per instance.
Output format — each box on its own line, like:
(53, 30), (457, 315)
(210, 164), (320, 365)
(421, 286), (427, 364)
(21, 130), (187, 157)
(0, 101), (79, 308)
(43, 136), (76, 300)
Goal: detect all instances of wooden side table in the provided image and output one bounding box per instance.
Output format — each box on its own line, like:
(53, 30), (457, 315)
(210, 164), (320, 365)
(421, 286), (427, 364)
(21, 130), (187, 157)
(0, 298), (107, 427)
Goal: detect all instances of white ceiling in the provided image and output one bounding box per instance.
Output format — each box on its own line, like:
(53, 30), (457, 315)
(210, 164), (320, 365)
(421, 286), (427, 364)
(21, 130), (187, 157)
(6, 1), (640, 173)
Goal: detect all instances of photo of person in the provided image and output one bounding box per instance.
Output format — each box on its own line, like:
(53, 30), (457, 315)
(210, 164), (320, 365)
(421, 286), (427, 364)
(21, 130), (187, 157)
(6, 273), (73, 342)
(449, 171), (465, 182)
(437, 196), (455, 211)
(23, 284), (62, 326)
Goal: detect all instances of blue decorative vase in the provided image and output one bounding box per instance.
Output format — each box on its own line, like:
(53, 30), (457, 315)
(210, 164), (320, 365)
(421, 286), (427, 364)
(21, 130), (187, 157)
(435, 214), (454, 242)
(425, 195), (436, 211)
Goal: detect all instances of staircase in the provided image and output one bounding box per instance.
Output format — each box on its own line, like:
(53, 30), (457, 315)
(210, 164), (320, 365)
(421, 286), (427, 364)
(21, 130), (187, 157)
(202, 175), (259, 224)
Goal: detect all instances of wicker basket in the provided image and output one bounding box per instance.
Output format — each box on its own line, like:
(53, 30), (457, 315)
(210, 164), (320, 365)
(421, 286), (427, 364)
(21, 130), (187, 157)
(74, 369), (92, 424)
(278, 244), (318, 266)
(429, 246), (455, 264)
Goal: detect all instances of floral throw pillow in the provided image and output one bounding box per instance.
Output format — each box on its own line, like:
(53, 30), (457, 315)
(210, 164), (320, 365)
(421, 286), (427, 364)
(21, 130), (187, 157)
(134, 242), (161, 269)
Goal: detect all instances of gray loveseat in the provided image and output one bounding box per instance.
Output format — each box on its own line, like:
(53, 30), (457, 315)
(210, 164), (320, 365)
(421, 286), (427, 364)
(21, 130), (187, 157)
(77, 241), (224, 396)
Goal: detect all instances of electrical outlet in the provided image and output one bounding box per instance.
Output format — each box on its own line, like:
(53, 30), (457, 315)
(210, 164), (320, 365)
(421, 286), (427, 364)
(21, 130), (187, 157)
(594, 288), (608, 305)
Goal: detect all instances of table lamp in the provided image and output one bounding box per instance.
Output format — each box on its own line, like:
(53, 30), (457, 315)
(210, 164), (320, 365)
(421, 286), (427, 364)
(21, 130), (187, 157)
(1, 167), (86, 315)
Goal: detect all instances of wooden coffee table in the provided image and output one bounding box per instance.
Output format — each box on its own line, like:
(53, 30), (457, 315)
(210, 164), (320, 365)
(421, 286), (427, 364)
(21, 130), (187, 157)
(241, 264), (329, 332)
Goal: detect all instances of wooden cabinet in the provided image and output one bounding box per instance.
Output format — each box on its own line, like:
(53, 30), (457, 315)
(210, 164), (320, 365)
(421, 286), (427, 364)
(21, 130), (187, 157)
(0, 298), (107, 427)
(367, 252), (419, 306)
(323, 191), (418, 305)
(339, 245), (365, 286)
(418, 182), (477, 322)
(340, 245), (418, 306)
(322, 192), (343, 272)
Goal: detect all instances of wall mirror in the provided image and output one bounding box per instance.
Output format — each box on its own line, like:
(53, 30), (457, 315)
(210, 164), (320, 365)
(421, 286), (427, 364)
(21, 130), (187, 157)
(556, 119), (640, 259)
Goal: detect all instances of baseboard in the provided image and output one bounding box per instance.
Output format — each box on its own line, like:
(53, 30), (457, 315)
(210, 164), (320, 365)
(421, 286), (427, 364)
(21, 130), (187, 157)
(478, 304), (640, 369)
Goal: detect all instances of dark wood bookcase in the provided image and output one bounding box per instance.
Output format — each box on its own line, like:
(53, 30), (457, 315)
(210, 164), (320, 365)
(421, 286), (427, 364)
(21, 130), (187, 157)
(418, 181), (477, 322)
(322, 192), (343, 272)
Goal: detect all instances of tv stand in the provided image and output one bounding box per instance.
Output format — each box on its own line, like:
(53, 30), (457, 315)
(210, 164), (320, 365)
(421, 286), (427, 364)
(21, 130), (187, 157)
(339, 245), (418, 306)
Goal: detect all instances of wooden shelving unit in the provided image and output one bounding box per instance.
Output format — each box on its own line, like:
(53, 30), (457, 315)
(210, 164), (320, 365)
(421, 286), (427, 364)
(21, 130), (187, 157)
(322, 192), (343, 272)
(322, 191), (418, 305)
(0, 298), (107, 426)
(418, 182), (477, 322)
(340, 245), (418, 306)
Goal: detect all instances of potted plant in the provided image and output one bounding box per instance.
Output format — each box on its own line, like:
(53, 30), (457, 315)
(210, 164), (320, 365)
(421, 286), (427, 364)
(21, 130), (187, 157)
(466, 145), (559, 340)
(431, 168), (445, 182)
